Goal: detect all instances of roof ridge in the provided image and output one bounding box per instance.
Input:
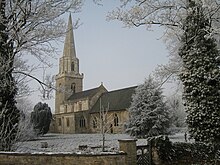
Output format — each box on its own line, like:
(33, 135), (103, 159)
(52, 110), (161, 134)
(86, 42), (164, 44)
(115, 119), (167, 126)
(67, 85), (107, 100)
(77, 86), (100, 93)
(67, 85), (104, 101)
(107, 85), (137, 94)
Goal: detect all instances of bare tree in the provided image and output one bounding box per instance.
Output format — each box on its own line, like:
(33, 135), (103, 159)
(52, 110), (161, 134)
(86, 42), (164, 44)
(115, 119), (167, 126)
(98, 99), (114, 152)
(105, 0), (220, 82)
(13, 56), (36, 98)
(166, 94), (186, 128)
(38, 67), (55, 100)
(0, 0), (83, 151)
(16, 98), (36, 142)
(99, 101), (109, 151)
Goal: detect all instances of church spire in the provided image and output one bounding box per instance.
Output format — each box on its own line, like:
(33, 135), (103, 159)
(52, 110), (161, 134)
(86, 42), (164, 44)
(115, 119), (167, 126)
(63, 14), (76, 58)
(55, 13), (84, 114)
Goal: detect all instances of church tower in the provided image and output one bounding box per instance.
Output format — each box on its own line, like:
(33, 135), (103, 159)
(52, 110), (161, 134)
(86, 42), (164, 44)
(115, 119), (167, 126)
(55, 14), (83, 114)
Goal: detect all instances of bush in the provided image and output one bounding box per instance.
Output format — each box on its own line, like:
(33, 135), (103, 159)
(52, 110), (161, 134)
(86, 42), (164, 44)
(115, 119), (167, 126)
(153, 136), (220, 164)
(31, 102), (52, 135)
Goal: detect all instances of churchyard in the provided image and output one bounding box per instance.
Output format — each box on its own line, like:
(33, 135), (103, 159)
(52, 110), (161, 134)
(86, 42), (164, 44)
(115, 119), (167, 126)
(14, 132), (187, 153)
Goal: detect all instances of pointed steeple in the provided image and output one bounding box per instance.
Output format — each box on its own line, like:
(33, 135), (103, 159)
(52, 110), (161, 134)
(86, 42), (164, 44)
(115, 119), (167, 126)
(55, 13), (84, 115)
(63, 14), (76, 58)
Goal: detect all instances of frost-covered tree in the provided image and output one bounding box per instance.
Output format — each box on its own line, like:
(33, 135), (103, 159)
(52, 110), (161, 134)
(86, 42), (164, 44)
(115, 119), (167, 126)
(0, 0), (83, 151)
(0, 3), (19, 150)
(105, 0), (220, 82)
(179, 1), (220, 143)
(167, 94), (186, 128)
(16, 98), (36, 141)
(14, 56), (31, 98)
(31, 102), (52, 135)
(97, 0), (220, 143)
(126, 76), (170, 138)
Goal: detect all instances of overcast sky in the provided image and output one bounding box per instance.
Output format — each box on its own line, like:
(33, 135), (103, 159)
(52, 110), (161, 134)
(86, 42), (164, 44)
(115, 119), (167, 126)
(27, 1), (172, 111)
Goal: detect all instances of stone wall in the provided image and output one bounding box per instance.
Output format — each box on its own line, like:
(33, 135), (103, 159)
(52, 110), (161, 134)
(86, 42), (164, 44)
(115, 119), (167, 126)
(119, 139), (137, 165)
(0, 138), (138, 165)
(0, 152), (126, 165)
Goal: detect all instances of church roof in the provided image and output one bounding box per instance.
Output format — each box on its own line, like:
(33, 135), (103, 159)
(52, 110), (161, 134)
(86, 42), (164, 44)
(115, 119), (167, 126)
(67, 85), (106, 101)
(90, 86), (137, 113)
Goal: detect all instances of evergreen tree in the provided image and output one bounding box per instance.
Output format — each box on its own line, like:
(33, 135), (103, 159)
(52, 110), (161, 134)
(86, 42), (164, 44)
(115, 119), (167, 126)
(31, 102), (52, 135)
(0, 1), (20, 151)
(179, 1), (220, 143)
(126, 76), (170, 138)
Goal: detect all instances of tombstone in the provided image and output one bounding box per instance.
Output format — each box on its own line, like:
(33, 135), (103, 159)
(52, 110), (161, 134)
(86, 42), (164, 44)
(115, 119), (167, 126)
(41, 142), (48, 148)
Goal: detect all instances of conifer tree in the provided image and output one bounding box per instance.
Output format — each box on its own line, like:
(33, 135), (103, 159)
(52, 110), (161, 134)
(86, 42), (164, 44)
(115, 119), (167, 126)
(179, 0), (220, 143)
(0, 0), (20, 151)
(31, 102), (52, 135)
(126, 76), (170, 138)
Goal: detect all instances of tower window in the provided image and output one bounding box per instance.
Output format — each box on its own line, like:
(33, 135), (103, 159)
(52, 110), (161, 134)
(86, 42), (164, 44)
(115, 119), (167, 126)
(71, 83), (76, 93)
(79, 116), (86, 128)
(71, 62), (75, 71)
(114, 114), (119, 126)
(78, 102), (82, 111)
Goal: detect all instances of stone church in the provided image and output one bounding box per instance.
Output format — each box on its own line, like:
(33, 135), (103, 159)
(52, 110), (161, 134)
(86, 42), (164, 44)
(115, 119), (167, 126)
(51, 15), (136, 134)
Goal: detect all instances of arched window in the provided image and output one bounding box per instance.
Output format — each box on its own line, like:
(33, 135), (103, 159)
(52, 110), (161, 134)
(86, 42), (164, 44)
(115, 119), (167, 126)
(66, 118), (70, 127)
(58, 118), (61, 126)
(64, 105), (67, 113)
(71, 83), (76, 93)
(78, 102), (82, 111)
(114, 114), (119, 126)
(71, 62), (75, 71)
(71, 105), (74, 112)
(93, 117), (98, 128)
(79, 116), (85, 128)
(110, 124), (113, 133)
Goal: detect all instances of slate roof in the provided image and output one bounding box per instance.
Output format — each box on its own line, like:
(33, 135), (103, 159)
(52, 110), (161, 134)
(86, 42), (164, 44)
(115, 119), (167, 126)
(67, 85), (106, 101)
(90, 86), (137, 113)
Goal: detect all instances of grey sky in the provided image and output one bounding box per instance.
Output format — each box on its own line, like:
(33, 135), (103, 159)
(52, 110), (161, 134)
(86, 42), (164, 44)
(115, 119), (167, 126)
(28, 1), (171, 111)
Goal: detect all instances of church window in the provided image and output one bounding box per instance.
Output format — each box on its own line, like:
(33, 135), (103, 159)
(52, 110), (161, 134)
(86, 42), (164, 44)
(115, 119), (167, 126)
(64, 105), (67, 113)
(79, 102), (82, 111)
(110, 124), (113, 133)
(79, 116), (86, 128)
(114, 114), (119, 126)
(66, 118), (70, 127)
(71, 62), (75, 71)
(71, 83), (76, 93)
(58, 118), (61, 126)
(93, 117), (98, 128)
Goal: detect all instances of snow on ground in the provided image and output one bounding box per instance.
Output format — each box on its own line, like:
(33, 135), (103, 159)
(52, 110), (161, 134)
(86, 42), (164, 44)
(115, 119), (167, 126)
(14, 133), (187, 153)
(15, 134), (131, 153)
